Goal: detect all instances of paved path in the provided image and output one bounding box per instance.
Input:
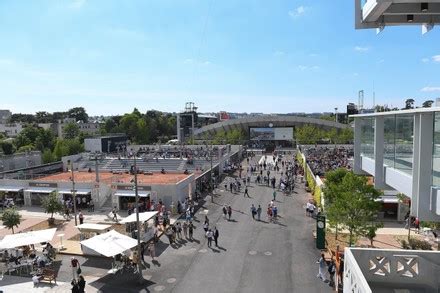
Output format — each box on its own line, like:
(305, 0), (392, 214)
(88, 156), (332, 293)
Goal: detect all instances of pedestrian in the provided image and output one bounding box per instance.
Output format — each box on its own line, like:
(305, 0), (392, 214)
(222, 205), (227, 219)
(188, 221), (195, 240)
(182, 221), (188, 239)
(328, 259), (336, 288)
(205, 215), (210, 226)
(71, 279), (80, 293)
(203, 221), (209, 235)
(257, 205), (262, 221)
(77, 275), (86, 293)
(273, 190), (277, 201)
(140, 243), (146, 262)
(176, 222), (182, 240)
(244, 187), (250, 197)
(206, 229), (213, 247)
(267, 206), (272, 222)
(227, 206), (232, 220)
(78, 210), (84, 225)
(89, 199), (94, 212)
(148, 241), (156, 260)
(316, 253), (327, 281)
(214, 227), (219, 247)
(112, 206), (118, 222)
(70, 256), (80, 280)
(250, 204), (256, 219)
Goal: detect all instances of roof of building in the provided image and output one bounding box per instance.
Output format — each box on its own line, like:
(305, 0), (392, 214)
(351, 107), (440, 118)
(37, 171), (191, 185)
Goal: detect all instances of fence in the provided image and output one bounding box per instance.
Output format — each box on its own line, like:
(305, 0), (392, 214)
(296, 149), (324, 208)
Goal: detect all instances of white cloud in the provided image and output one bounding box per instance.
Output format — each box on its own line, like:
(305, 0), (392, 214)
(273, 51), (285, 57)
(421, 86), (440, 92)
(69, 0), (86, 9)
(184, 59), (211, 66)
(288, 6), (307, 18)
(422, 58), (430, 63)
(433, 55), (440, 63)
(354, 46), (369, 52)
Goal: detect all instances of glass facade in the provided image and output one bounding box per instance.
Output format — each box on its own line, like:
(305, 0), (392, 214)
(394, 115), (413, 174)
(383, 116), (395, 167)
(433, 112), (440, 186)
(360, 117), (374, 158)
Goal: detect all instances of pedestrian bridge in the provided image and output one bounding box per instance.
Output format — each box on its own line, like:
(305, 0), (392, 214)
(194, 115), (348, 137)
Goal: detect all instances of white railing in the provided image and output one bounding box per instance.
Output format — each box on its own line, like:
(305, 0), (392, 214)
(344, 249), (372, 293)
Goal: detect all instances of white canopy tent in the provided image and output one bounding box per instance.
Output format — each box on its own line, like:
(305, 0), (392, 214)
(76, 223), (112, 232)
(0, 228), (57, 249)
(80, 230), (138, 257)
(120, 211), (158, 224)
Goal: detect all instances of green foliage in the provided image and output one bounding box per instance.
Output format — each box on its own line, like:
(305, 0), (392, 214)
(42, 149), (57, 163)
(295, 124), (352, 144)
(401, 238), (432, 250)
(17, 144), (35, 153)
(325, 172), (382, 246)
(211, 129), (246, 145)
(63, 123), (80, 139)
(41, 192), (64, 219)
(0, 140), (15, 155)
(53, 139), (84, 160)
(67, 107), (88, 122)
(364, 222), (383, 246)
(0, 208), (22, 234)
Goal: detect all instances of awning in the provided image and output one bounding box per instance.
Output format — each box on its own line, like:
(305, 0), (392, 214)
(0, 186), (23, 192)
(115, 191), (151, 197)
(120, 211), (158, 224)
(58, 189), (91, 195)
(376, 196), (399, 204)
(76, 223), (112, 232)
(80, 230), (138, 257)
(25, 187), (55, 194)
(0, 228), (57, 249)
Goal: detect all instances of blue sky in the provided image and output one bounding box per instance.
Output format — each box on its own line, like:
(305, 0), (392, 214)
(0, 0), (439, 115)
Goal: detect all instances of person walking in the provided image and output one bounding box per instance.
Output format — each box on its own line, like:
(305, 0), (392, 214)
(148, 241), (156, 261)
(316, 253), (327, 281)
(273, 190), (277, 201)
(222, 205), (227, 219)
(203, 221), (209, 235)
(206, 229), (214, 247)
(257, 205), (262, 221)
(112, 206), (118, 222)
(77, 275), (86, 293)
(176, 222), (182, 240)
(244, 187), (250, 197)
(78, 210), (84, 225)
(250, 204), (256, 220)
(227, 206), (232, 221)
(182, 221), (188, 239)
(70, 256), (80, 280)
(188, 221), (195, 240)
(71, 279), (80, 293)
(214, 227), (219, 247)
(328, 259), (336, 288)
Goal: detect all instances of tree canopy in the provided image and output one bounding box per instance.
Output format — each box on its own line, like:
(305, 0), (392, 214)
(0, 208), (22, 234)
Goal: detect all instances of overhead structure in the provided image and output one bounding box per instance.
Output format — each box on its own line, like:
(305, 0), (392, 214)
(120, 211), (158, 224)
(355, 0), (440, 34)
(80, 230), (138, 257)
(0, 228), (57, 249)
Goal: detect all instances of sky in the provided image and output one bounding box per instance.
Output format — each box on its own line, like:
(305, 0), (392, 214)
(0, 0), (439, 116)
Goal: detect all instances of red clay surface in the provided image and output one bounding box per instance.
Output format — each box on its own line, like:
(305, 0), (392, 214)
(37, 171), (190, 185)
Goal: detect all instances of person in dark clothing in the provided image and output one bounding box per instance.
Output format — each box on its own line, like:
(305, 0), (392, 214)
(214, 227), (219, 247)
(244, 187), (250, 197)
(77, 275), (86, 293)
(71, 279), (80, 293)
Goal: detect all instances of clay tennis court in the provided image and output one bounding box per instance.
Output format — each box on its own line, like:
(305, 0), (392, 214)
(37, 171), (191, 185)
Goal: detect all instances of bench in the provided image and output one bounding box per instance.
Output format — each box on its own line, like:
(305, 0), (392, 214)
(40, 268), (57, 284)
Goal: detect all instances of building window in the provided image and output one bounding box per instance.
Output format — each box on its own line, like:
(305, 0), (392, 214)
(360, 117), (374, 159)
(433, 112), (440, 186)
(394, 115), (413, 174)
(384, 116), (396, 168)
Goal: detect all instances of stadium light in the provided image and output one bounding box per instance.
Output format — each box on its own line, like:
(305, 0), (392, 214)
(407, 15), (414, 23)
(421, 3), (429, 12)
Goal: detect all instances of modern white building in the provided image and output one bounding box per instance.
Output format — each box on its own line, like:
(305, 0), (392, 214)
(352, 108), (440, 222)
(355, 0), (440, 34)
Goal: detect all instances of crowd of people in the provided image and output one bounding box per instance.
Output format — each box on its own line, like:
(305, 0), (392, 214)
(303, 146), (353, 177)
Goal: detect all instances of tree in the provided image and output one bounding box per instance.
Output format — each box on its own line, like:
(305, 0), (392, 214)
(41, 192), (64, 223)
(364, 222), (384, 247)
(42, 149), (56, 163)
(295, 124), (321, 144)
(325, 172), (382, 246)
(63, 123), (80, 139)
(67, 107), (88, 122)
(0, 140), (15, 155)
(404, 98), (415, 110)
(422, 100), (434, 108)
(0, 208), (22, 234)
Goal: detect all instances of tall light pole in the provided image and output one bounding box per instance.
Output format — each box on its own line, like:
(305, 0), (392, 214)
(69, 160), (78, 226)
(334, 107), (338, 123)
(132, 155), (142, 277)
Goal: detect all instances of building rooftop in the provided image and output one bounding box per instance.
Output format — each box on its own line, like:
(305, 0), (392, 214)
(37, 171), (191, 185)
(351, 107), (440, 117)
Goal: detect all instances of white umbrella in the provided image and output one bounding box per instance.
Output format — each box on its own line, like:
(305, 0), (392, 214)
(120, 211), (158, 224)
(0, 228), (57, 249)
(80, 230), (138, 257)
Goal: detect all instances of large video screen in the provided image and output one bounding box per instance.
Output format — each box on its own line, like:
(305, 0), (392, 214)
(249, 127), (293, 141)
